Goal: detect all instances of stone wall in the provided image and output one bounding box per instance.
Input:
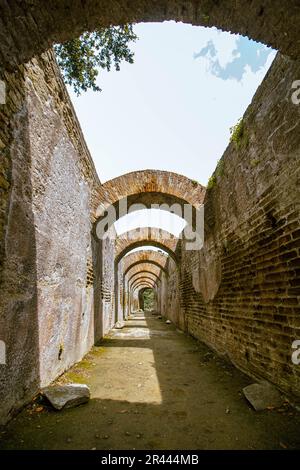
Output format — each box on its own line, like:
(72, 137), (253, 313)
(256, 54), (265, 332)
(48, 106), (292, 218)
(0, 50), (100, 424)
(1, 21), (300, 425)
(1, 1), (299, 69)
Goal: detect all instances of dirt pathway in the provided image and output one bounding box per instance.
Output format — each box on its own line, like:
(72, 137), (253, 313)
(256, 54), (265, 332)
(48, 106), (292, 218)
(1, 312), (299, 450)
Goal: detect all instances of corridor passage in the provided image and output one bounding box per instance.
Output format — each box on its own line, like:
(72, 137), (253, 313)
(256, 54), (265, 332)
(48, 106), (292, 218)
(1, 312), (300, 450)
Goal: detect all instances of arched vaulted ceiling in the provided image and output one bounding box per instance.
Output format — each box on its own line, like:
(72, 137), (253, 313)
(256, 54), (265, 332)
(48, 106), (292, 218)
(2, 1), (299, 68)
(122, 250), (169, 276)
(128, 271), (160, 286)
(115, 228), (179, 264)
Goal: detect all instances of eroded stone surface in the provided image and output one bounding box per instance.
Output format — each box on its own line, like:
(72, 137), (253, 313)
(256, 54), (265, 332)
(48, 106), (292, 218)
(43, 384), (90, 410)
(243, 382), (284, 411)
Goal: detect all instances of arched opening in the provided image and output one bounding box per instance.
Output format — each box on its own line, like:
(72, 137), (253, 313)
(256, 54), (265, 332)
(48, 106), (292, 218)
(139, 287), (157, 312)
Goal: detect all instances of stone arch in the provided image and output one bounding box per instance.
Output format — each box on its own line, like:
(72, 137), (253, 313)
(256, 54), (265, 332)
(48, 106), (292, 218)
(123, 250), (169, 275)
(94, 171), (205, 233)
(126, 263), (164, 280)
(123, 262), (166, 315)
(132, 281), (156, 292)
(2, 1), (299, 68)
(131, 277), (158, 291)
(128, 271), (161, 286)
(115, 228), (179, 264)
(124, 260), (168, 278)
(131, 282), (156, 311)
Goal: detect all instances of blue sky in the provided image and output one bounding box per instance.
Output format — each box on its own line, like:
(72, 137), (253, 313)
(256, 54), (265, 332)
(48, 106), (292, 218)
(68, 22), (276, 236)
(68, 21), (275, 186)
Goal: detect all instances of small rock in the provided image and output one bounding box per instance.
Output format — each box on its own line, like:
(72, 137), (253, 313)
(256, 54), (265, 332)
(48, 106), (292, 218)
(125, 431), (131, 436)
(136, 433), (142, 439)
(243, 381), (284, 411)
(165, 320), (171, 324)
(115, 321), (124, 329)
(42, 383), (90, 410)
(225, 407), (230, 414)
(67, 437), (72, 443)
(102, 435), (109, 440)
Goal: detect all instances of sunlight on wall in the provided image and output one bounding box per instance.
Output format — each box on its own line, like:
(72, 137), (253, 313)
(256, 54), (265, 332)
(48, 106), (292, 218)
(124, 246), (169, 256)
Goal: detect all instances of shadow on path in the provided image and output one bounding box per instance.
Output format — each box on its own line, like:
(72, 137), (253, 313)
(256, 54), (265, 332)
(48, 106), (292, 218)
(1, 311), (300, 450)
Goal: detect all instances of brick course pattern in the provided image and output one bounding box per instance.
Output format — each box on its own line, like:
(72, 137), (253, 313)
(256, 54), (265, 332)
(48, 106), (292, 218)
(0, 1), (300, 424)
(1, 0), (300, 68)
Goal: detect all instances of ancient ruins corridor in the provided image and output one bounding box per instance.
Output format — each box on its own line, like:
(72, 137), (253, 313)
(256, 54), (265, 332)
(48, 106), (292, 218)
(0, 2), (300, 457)
(1, 311), (299, 450)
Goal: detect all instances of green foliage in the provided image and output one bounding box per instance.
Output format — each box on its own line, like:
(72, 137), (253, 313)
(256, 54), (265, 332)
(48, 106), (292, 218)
(215, 158), (224, 177)
(230, 118), (248, 148)
(54, 25), (138, 95)
(207, 174), (216, 190)
(202, 13), (210, 22)
(250, 158), (260, 167)
(143, 288), (155, 311)
(206, 158), (224, 190)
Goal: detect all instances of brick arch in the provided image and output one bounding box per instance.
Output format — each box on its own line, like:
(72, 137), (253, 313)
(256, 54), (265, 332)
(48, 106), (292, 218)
(127, 269), (161, 285)
(115, 228), (179, 264)
(128, 272), (160, 288)
(94, 170), (205, 233)
(123, 250), (169, 275)
(2, 1), (299, 68)
(132, 281), (156, 293)
(126, 265), (163, 282)
(124, 260), (168, 278)
(130, 276), (158, 291)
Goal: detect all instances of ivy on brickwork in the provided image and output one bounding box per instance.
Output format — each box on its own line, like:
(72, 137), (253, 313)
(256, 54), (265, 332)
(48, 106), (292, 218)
(54, 25), (138, 95)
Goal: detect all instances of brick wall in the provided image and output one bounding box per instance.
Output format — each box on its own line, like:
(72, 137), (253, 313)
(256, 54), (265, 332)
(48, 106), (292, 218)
(164, 53), (300, 397)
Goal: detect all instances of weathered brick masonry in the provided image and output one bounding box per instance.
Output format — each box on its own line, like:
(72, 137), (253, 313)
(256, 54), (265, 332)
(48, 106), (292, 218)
(0, 0), (300, 425)
(0, 51), (101, 424)
(174, 54), (300, 396)
(1, 0), (300, 68)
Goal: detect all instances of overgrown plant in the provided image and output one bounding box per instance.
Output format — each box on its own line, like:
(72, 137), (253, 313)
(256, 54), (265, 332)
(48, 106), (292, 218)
(143, 289), (155, 310)
(230, 117), (248, 148)
(54, 25), (138, 95)
(207, 158), (224, 190)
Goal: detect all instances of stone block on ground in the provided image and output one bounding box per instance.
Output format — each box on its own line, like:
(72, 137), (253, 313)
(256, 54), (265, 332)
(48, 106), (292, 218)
(115, 321), (125, 329)
(42, 384), (90, 410)
(243, 381), (284, 411)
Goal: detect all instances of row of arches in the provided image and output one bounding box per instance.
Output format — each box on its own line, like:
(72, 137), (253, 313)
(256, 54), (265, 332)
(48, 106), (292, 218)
(90, 170), (198, 333)
(1, 1), (300, 426)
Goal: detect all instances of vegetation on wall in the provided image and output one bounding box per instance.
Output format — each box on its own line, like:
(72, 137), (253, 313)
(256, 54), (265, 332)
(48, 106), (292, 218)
(230, 118), (249, 148)
(143, 288), (155, 311)
(54, 25), (138, 95)
(207, 158), (225, 190)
